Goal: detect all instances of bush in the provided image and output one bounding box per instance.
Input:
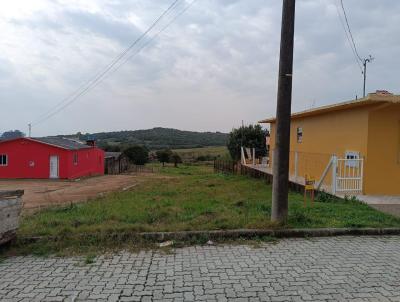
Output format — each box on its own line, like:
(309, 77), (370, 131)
(123, 145), (149, 165)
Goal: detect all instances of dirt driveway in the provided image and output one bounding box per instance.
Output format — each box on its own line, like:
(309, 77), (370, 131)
(0, 174), (150, 211)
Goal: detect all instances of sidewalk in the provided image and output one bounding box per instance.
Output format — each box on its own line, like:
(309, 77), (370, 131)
(1, 236), (400, 301)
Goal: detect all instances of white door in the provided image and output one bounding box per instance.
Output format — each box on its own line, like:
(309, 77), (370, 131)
(49, 155), (59, 179)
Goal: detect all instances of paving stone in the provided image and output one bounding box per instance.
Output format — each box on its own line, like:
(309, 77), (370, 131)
(1, 236), (400, 301)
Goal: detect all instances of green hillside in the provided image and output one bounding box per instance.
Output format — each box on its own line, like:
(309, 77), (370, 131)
(66, 127), (228, 150)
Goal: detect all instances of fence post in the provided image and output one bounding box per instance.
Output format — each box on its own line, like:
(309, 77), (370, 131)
(252, 148), (256, 165)
(331, 155), (337, 195)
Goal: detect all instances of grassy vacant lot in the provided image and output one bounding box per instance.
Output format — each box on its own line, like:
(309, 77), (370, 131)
(172, 146), (229, 162)
(19, 165), (400, 240)
(3, 164), (399, 256)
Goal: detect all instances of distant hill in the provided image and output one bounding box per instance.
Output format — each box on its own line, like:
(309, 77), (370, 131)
(64, 127), (229, 150)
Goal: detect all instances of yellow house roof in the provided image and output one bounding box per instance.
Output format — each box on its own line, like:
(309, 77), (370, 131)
(259, 92), (400, 124)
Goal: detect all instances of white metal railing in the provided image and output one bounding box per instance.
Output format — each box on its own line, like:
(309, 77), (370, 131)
(241, 147), (256, 165)
(334, 157), (364, 194)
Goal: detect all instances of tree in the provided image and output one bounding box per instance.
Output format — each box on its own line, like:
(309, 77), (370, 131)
(1, 130), (25, 139)
(171, 153), (182, 167)
(123, 145), (149, 165)
(227, 124), (268, 161)
(100, 143), (122, 152)
(156, 149), (173, 167)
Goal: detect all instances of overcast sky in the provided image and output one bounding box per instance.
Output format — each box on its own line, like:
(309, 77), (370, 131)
(1, 0), (399, 136)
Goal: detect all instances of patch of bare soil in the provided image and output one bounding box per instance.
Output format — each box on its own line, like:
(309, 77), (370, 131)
(0, 173), (168, 212)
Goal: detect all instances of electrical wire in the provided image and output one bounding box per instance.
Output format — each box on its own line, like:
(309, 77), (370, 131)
(31, 0), (182, 126)
(105, 0), (198, 81)
(334, 0), (363, 73)
(340, 0), (363, 62)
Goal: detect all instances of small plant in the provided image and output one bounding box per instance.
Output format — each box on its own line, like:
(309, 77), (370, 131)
(344, 195), (361, 203)
(85, 254), (96, 265)
(289, 210), (313, 226)
(257, 236), (278, 244)
(316, 191), (336, 203)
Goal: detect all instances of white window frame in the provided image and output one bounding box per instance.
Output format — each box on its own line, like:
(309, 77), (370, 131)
(0, 154), (8, 166)
(296, 127), (303, 143)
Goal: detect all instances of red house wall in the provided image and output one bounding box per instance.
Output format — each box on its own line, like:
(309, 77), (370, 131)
(0, 138), (104, 179)
(66, 148), (105, 179)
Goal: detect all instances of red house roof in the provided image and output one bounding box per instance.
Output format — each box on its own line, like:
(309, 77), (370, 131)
(0, 137), (92, 150)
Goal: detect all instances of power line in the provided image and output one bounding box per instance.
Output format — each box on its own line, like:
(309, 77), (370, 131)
(33, 0), (197, 128)
(334, 0), (363, 72)
(335, 0), (374, 96)
(340, 0), (363, 62)
(31, 0), (182, 127)
(107, 0), (198, 80)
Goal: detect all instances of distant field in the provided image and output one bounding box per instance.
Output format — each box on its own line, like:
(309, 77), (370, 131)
(172, 146), (229, 162)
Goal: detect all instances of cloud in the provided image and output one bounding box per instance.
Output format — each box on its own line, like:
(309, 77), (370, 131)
(0, 0), (399, 136)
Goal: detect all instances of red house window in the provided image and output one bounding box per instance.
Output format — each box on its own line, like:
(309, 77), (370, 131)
(73, 153), (78, 166)
(0, 154), (8, 166)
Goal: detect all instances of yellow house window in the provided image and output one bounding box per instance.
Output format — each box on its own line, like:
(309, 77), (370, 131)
(297, 127), (303, 143)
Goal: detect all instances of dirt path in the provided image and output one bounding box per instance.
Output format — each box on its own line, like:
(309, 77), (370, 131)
(0, 173), (155, 211)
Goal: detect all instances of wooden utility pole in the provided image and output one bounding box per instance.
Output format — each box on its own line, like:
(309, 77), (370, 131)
(271, 0), (296, 223)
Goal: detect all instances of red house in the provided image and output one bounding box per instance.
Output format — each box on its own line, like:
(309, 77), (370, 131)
(0, 137), (105, 179)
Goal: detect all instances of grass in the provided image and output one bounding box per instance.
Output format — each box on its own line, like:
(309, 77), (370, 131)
(4, 164), (400, 256)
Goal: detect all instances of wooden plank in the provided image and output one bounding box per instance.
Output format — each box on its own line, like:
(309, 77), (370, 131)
(0, 190), (24, 199)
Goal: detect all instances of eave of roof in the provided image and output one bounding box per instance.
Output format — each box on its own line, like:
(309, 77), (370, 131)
(259, 93), (400, 124)
(0, 137), (91, 150)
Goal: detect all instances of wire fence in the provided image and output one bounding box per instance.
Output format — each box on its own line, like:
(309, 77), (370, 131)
(213, 159), (238, 174)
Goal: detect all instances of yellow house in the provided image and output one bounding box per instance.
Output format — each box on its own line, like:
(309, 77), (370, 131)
(259, 92), (400, 196)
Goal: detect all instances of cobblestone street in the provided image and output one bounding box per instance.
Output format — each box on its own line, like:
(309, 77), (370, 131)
(1, 236), (400, 301)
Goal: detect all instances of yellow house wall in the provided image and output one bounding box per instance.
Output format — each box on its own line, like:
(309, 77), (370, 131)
(269, 105), (376, 190)
(365, 104), (400, 195)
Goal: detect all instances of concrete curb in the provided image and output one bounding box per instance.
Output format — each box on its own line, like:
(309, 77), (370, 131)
(18, 228), (400, 244)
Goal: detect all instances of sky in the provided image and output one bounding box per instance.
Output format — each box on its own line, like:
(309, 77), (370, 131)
(0, 0), (399, 136)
